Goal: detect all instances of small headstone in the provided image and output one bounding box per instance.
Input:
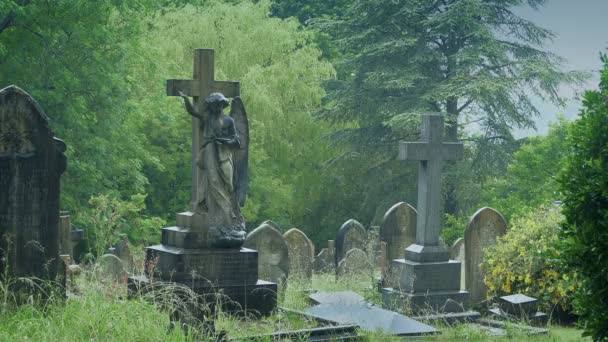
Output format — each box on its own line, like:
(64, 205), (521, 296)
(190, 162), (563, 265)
(489, 294), (548, 326)
(283, 228), (314, 281)
(465, 207), (507, 304)
(450, 238), (465, 290)
(380, 202), (417, 262)
(0, 86), (67, 284)
(335, 219), (367, 266)
(337, 248), (370, 277)
(114, 237), (133, 272)
(98, 254), (127, 282)
(244, 223), (289, 285)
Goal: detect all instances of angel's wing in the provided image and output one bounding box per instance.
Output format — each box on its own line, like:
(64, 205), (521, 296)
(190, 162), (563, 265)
(230, 96), (249, 207)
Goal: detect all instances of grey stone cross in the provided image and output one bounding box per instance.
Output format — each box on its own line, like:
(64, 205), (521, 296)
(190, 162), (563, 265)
(398, 114), (463, 262)
(166, 49), (240, 209)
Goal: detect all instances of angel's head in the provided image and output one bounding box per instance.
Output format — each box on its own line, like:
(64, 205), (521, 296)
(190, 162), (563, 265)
(205, 93), (230, 115)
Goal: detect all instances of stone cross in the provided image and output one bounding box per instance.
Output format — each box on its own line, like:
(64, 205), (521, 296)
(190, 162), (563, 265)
(398, 114), (463, 261)
(166, 49), (240, 209)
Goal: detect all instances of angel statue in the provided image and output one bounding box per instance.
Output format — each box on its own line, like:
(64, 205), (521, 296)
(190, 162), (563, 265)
(178, 91), (249, 248)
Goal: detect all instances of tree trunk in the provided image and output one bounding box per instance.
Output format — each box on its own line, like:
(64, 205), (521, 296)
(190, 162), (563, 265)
(444, 97), (459, 216)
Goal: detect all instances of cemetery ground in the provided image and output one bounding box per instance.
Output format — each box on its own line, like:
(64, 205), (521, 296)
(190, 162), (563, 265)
(0, 260), (587, 341)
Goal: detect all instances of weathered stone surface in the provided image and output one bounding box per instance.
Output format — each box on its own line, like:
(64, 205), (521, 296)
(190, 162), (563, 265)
(337, 248), (370, 277)
(465, 207), (507, 304)
(262, 220), (280, 231)
(450, 238), (465, 290)
(381, 202), (417, 262)
(0, 85), (66, 283)
(499, 294), (538, 316)
(283, 228), (314, 281)
(335, 219), (367, 266)
(244, 223), (289, 285)
(114, 237), (133, 272)
(98, 254), (127, 282)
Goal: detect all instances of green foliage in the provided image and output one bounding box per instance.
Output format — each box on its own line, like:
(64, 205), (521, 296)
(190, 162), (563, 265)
(481, 206), (578, 313)
(79, 193), (164, 257)
(482, 118), (570, 220)
(271, 0), (350, 22)
(558, 54), (608, 341)
(441, 214), (467, 247)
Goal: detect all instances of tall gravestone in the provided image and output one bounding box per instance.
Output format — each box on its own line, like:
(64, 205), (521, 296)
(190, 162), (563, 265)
(283, 228), (314, 281)
(335, 219), (367, 267)
(465, 207), (507, 304)
(244, 223), (290, 285)
(450, 238), (465, 290)
(0, 85), (66, 283)
(383, 115), (473, 316)
(380, 202), (417, 262)
(128, 50), (276, 317)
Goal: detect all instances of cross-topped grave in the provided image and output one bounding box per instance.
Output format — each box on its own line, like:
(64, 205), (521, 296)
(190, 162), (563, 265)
(383, 114), (474, 317)
(167, 49), (240, 210)
(398, 114), (463, 262)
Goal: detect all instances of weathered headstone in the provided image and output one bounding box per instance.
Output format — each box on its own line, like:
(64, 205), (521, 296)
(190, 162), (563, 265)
(465, 207), (507, 304)
(335, 219), (367, 266)
(283, 228), (314, 281)
(244, 223), (290, 285)
(114, 237), (133, 272)
(383, 115), (472, 316)
(98, 254), (127, 282)
(262, 220), (281, 231)
(0, 85), (66, 283)
(337, 248), (370, 277)
(450, 238), (465, 290)
(380, 202), (417, 262)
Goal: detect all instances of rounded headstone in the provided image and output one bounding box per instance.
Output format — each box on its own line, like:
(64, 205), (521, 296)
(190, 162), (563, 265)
(98, 254), (127, 282)
(465, 207), (507, 304)
(337, 248), (371, 277)
(335, 219), (367, 266)
(244, 223), (289, 285)
(380, 202), (417, 262)
(283, 228), (314, 281)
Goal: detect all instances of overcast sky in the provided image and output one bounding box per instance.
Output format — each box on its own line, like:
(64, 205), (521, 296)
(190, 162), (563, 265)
(513, 0), (608, 137)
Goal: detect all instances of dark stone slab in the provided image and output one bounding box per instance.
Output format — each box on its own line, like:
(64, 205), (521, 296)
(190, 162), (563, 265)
(489, 308), (548, 326)
(145, 245), (258, 286)
(0, 85), (66, 284)
(382, 287), (470, 313)
(499, 294), (538, 316)
(128, 275), (277, 316)
(388, 258), (461, 293)
(335, 219), (367, 266)
(303, 302), (438, 336)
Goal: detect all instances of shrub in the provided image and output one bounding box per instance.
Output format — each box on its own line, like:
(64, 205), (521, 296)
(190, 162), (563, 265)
(558, 54), (608, 341)
(481, 206), (578, 313)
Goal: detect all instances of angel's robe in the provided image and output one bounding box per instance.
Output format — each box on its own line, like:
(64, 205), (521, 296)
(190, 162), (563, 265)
(197, 112), (242, 230)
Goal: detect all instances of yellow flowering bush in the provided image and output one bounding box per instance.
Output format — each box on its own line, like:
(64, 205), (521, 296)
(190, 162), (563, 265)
(481, 206), (578, 312)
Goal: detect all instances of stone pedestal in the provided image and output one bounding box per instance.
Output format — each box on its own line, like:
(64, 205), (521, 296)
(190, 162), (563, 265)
(382, 246), (474, 318)
(128, 211), (277, 316)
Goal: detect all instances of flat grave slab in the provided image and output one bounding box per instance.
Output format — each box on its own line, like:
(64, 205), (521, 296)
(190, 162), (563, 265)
(309, 291), (365, 305)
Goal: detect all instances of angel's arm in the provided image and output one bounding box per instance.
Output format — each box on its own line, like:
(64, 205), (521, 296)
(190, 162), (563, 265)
(216, 117), (241, 148)
(178, 91), (203, 120)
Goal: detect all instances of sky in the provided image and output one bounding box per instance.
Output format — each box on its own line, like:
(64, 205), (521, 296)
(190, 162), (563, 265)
(513, 0), (608, 137)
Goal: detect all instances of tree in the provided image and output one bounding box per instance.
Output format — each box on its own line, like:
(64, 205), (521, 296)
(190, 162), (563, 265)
(315, 0), (585, 215)
(558, 54), (608, 341)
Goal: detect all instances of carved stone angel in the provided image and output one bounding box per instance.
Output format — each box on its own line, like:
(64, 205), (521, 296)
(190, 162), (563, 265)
(178, 91), (249, 248)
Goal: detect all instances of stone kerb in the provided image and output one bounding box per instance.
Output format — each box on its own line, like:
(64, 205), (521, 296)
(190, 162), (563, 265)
(244, 223), (290, 285)
(335, 219), (367, 267)
(380, 202), (417, 262)
(283, 228), (314, 281)
(465, 207), (507, 305)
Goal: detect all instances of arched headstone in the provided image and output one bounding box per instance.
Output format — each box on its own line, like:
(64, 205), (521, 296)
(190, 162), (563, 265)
(465, 207), (507, 304)
(450, 237), (465, 290)
(0, 86), (67, 283)
(283, 228), (314, 281)
(337, 248), (371, 277)
(335, 219), (367, 266)
(244, 223), (289, 285)
(380, 202), (417, 262)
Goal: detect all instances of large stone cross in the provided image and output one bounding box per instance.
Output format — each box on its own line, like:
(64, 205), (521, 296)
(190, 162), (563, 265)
(167, 49), (240, 209)
(399, 114), (463, 262)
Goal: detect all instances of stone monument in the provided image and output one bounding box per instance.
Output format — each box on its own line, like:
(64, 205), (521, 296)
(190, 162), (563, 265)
(128, 49), (277, 317)
(283, 228), (314, 281)
(380, 202), (417, 262)
(0, 85), (66, 288)
(383, 114), (473, 315)
(243, 223), (290, 285)
(335, 219), (367, 267)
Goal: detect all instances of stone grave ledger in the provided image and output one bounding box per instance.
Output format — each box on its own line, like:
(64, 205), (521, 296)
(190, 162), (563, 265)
(0, 85), (66, 283)
(383, 115), (472, 316)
